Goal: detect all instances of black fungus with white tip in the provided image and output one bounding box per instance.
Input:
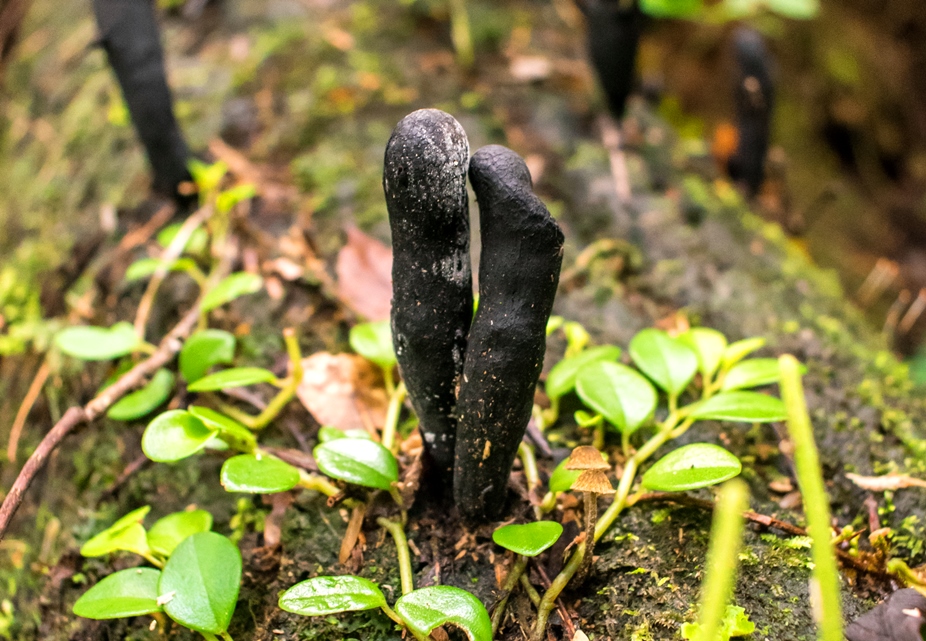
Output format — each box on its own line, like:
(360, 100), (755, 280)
(385, 109), (473, 483)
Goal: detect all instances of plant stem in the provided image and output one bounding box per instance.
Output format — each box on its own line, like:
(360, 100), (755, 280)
(448, 0), (474, 69)
(491, 554), (528, 634)
(381, 381), (406, 452)
(248, 329), (303, 430)
(693, 478), (749, 641)
(219, 632), (234, 641)
(383, 366), (396, 397)
(520, 572), (541, 606)
(377, 517), (414, 596)
(379, 602), (406, 627)
(779, 354), (843, 641)
(531, 540), (584, 641)
(298, 471), (340, 497)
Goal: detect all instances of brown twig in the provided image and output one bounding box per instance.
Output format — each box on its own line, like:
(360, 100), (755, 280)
(133, 204), (212, 338)
(599, 115), (632, 205)
(0, 246), (234, 541)
(631, 492), (894, 579)
(6, 360), (50, 463)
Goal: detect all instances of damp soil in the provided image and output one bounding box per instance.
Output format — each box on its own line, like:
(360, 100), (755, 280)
(2, 1), (926, 640)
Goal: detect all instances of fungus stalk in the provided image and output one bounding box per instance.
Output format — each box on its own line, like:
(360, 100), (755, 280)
(385, 109), (472, 486)
(565, 446), (614, 583)
(454, 145), (564, 521)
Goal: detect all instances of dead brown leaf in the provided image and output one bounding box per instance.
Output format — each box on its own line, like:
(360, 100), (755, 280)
(335, 226), (393, 321)
(296, 352), (388, 431)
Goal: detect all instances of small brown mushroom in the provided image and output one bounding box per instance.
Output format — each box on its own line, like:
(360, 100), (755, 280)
(567, 447), (614, 581)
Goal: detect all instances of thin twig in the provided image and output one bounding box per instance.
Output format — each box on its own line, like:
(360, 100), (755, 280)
(0, 247), (234, 541)
(133, 204), (212, 338)
(6, 360), (50, 462)
(599, 115), (632, 205)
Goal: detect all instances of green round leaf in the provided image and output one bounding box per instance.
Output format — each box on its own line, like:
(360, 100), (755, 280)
(220, 454), (301, 494)
(81, 523), (149, 559)
(642, 443), (742, 492)
(107, 369), (175, 421)
(142, 410), (218, 462)
(492, 521), (563, 557)
(73, 568), (163, 619)
(548, 458), (582, 494)
(187, 367), (278, 392)
(721, 358), (782, 391)
(313, 439), (398, 490)
(545, 345), (622, 400)
(765, 0), (819, 19)
(124, 257), (198, 283)
(201, 272), (263, 313)
(721, 337), (766, 370)
(159, 532), (241, 634)
(180, 330), (236, 383)
(278, 575), (386, 616)
(55, 322), (140, 361)
(216, 184), (257, 215)
(640, 0), (703, 18)
(395, 586), (492, 641)
(147, 510), (213, 558)
(157, 224), (209, 255)
(629, 329), (699, 396)
(80, 506), (152, 558)
(689, 392), (787, 423)
(349, 321), (396, 369)
(318, 425), (372, 443)
(679, 328), (727, 382)
(188, 406), (257, 453)
(576, 361), (657, 435)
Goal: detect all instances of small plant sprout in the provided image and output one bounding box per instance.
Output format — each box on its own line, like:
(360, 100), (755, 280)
(566, 446), (614, 582)
(74, 511), (241, 641)
(490, 521), (563, 634)
(531, 327), (788, 640)
(349, 320), (405, 451)
(681, 478), (750, 641)
(279, 578), (492, 641)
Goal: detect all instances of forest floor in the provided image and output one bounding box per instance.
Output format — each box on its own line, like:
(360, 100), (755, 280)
(2, 1), (926, 640)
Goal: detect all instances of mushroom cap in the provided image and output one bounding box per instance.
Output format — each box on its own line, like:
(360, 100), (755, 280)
(571, 469), (615, 495)
(565, 446), (610, 471)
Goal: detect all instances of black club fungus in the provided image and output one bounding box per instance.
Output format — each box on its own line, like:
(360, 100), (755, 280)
(384, 109), (473, 483)
(584, 0), (642, 119)
(454, 145), (564, 521)
(93, 0), (193, 202)
(728, 27), (775, 198)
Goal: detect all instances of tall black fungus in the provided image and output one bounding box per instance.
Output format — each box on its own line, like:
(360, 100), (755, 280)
(727, 27), (775, 198)
(583, 0), (642, 119)
(93, 0), (192, 201)
(385, 109), (473, 482)
(845, 588), (926, 641)
(454, 145), (564, 521)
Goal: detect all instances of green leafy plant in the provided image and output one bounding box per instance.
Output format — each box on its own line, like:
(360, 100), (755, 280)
(528, 326), (788, 640)
(74, 511), (240, 641)
(640, 0), (819, 21)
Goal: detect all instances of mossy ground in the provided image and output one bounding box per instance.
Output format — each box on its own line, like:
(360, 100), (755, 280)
(2, 1), (926, 640)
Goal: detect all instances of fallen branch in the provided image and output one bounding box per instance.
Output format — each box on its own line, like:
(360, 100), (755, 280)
(631, 492), (894, 579)
(0, 245), (234, 541)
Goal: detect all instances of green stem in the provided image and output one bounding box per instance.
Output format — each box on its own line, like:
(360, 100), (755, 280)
(539, 491), (557, 514)
(491, 555), (528, 634)
(249, 329), (303, 430)
(539, 398), (558, 429)
(215, 401), (259, 429)
(381, 381), (406, 452)
(377, 517), (414, 596)
(518, 441), (540, 493)
(141, 552), (165, 569)
(298, 471), (341, 497)
(693, 478), (749, 641)
(219, 632), (234, 641)
(383, 366), (396, 397)
(779, 355), (843, 641)
(201, 634), (219, 641)
(379, 602), (406, 627)
(448, 0), (474, 68)
(520, 572), (541, 607)
(531, 541), (585, 641)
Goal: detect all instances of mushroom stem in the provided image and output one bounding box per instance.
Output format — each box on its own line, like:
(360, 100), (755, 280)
(576, 491), (598, 583)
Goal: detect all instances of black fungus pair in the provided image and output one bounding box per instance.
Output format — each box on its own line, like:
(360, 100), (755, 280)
(385, 109), (564, 522)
